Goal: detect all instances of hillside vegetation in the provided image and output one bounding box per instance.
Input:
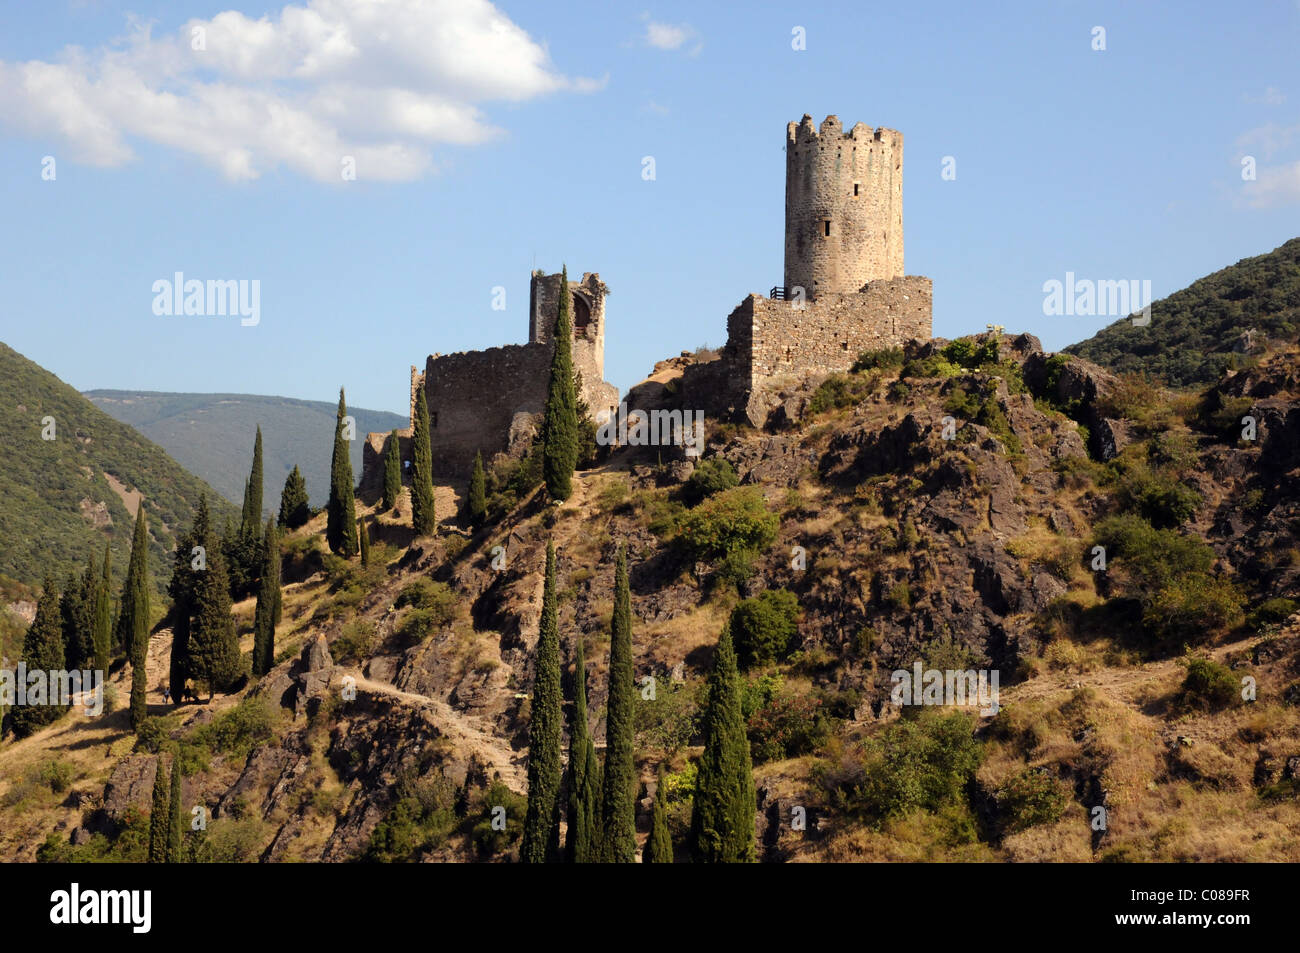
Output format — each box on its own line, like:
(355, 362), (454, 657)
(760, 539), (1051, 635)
(4, 325), (1299, 863)
(0, 343), (237, 600)
(85, 391), (405, 508)
(1066, 236), (1300, 387)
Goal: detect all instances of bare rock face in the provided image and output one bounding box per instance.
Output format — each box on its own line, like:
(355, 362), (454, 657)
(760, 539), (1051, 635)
(101, 756), (158, 822)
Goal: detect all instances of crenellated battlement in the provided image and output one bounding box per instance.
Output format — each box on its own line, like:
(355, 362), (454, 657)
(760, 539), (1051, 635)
(785, 113), (904, 297)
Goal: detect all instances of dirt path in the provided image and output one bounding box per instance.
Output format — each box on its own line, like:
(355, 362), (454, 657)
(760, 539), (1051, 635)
(344, 671), (526, 790)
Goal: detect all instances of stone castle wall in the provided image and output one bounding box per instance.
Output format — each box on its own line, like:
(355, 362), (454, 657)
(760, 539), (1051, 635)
(785, 115), (903, 298)
(683, 276), (932, 425)
(361, 270), (618, 492)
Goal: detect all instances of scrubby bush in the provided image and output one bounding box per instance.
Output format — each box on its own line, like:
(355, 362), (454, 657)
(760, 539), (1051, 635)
(471, 779), (527, 856)
(333, 620), (376, 665)
(1175, 656), (1240, 711)
(682, 457), (739, 505)
(852, 347), (905, 372)
(729, 589), (800, 669)
(676, 487), (778, 562)
(395, 579), (458, 626)
(834, 710), (982, 820)
(1247, 597), (1297, 631)
(809, 372), (878, 414)
(996, 768), (1069, 833)
(634, 679), (701, 753)
(747, 692), (834, 763)
(1116, 464), (1201, 528)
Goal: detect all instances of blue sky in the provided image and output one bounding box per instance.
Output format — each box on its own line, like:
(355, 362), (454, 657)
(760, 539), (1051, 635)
(1, 0), (1297, 415)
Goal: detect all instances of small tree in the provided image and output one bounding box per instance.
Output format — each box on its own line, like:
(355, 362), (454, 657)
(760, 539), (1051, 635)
(92, 541), (113, 675)
(467, 450), (487, 528)
(541, 266), (579, 502)
(326, 389), (359, 557)
(278, 465), (311, 529)
(410, 387), (436, 536)
(382, 430), (402, 512)
(120, 505), (152, 732)
(148, 759), (170, 864)
(690, 621), (756, 863)
(169, 495), (210, 704)
(189, 547), (239, 700)
(566, 637), (599, 862)
(644, 768), (673, 863)
(358, 517), (371, 567)
(522, 541), (563, 862)
(168, 759), (184, 862)
(598, 544), (637, 862)
(11, 577), (65, 737)
(251, 517), (281, 677)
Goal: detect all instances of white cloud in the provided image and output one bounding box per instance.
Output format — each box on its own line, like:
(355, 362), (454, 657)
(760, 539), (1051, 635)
(1244, 86), (1287, 106)
(0, 0), (601, 182)
(1246, 160), (1300, 208)
(641, 16), (700, 54)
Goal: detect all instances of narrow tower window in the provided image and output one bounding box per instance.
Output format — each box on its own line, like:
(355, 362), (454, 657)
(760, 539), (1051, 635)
(824, 220), (831, 237)
(853, 183), (860, 196)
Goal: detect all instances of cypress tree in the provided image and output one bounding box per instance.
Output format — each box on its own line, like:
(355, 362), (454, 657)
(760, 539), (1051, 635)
(189, 546), (239, 701)
(410, 386), (436, 536)
(278, 465), (311, 529)
(326, 389), (359, 556)
(11, 576), (66, 737)
(598, 544), (636, 862)
(252, 517), (281, 677)
(60, 561), (94, 672)
(644, 768), (673, 863)
(168, 495), (210, 703)
(168, 759), (184, 862)
(358, 517), (371, 567)
(689, 621), (757, 863)
(92, 541), (112, 675)
(240, 427), (264, 532)
(382, 430), (402, 512)
(120, 506), (152, 732)
(541, 266), (579, 502)
(522, 541), (563, 862)
(565, 637), (600, 862)
(148, 758), (170, 863)
(468, 450), (487, 529)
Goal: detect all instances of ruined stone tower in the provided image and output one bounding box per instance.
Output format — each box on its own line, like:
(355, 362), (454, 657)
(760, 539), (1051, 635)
(360, 269), (618, 491)
(784, 114), (904, 298)
(681, 113), (931, 426)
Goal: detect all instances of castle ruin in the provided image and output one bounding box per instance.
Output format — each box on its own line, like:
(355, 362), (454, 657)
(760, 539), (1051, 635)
(683, 114), (933, 425)
(360, 270), (618, 493)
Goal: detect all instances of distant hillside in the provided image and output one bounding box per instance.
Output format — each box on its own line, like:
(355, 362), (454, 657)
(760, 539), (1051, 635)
(0, 343), (237, 598)
(84, 391), (407, 508)
(1065, 237), (1300, 386)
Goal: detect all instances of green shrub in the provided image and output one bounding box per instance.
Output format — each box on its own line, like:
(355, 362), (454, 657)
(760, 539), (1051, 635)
(333, 619), (376, 665)
(901, 354), (962, 379)
(747, 691), (834, 763)
(1175, 656), (1240, 711)
(729, 589), (800, 669)
(470, 779), (527, 856)
(809, 372), (877, 414)
(676, 487), (778, 562)
(852, 347), (905, 372)
(1116, 465), (1201, 528)
(1248, 597), (1298, 631)
(996, 768), (1069, 833)
(395, 579), (458, 625)
(841, 710), (982, 819)
(682, 457), (739, 505)
(634, 679), (701, 753)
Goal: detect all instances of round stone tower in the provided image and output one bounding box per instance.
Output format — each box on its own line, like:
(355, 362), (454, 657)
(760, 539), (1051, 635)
(784, 114), (903, 299)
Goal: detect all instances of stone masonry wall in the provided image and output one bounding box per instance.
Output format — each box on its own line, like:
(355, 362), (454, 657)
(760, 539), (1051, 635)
(684, 276), (932, 426)
(785, 115), (904, 298)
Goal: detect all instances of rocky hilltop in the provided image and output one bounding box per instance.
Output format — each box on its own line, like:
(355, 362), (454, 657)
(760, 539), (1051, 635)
(3, 331), (1300, 862)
